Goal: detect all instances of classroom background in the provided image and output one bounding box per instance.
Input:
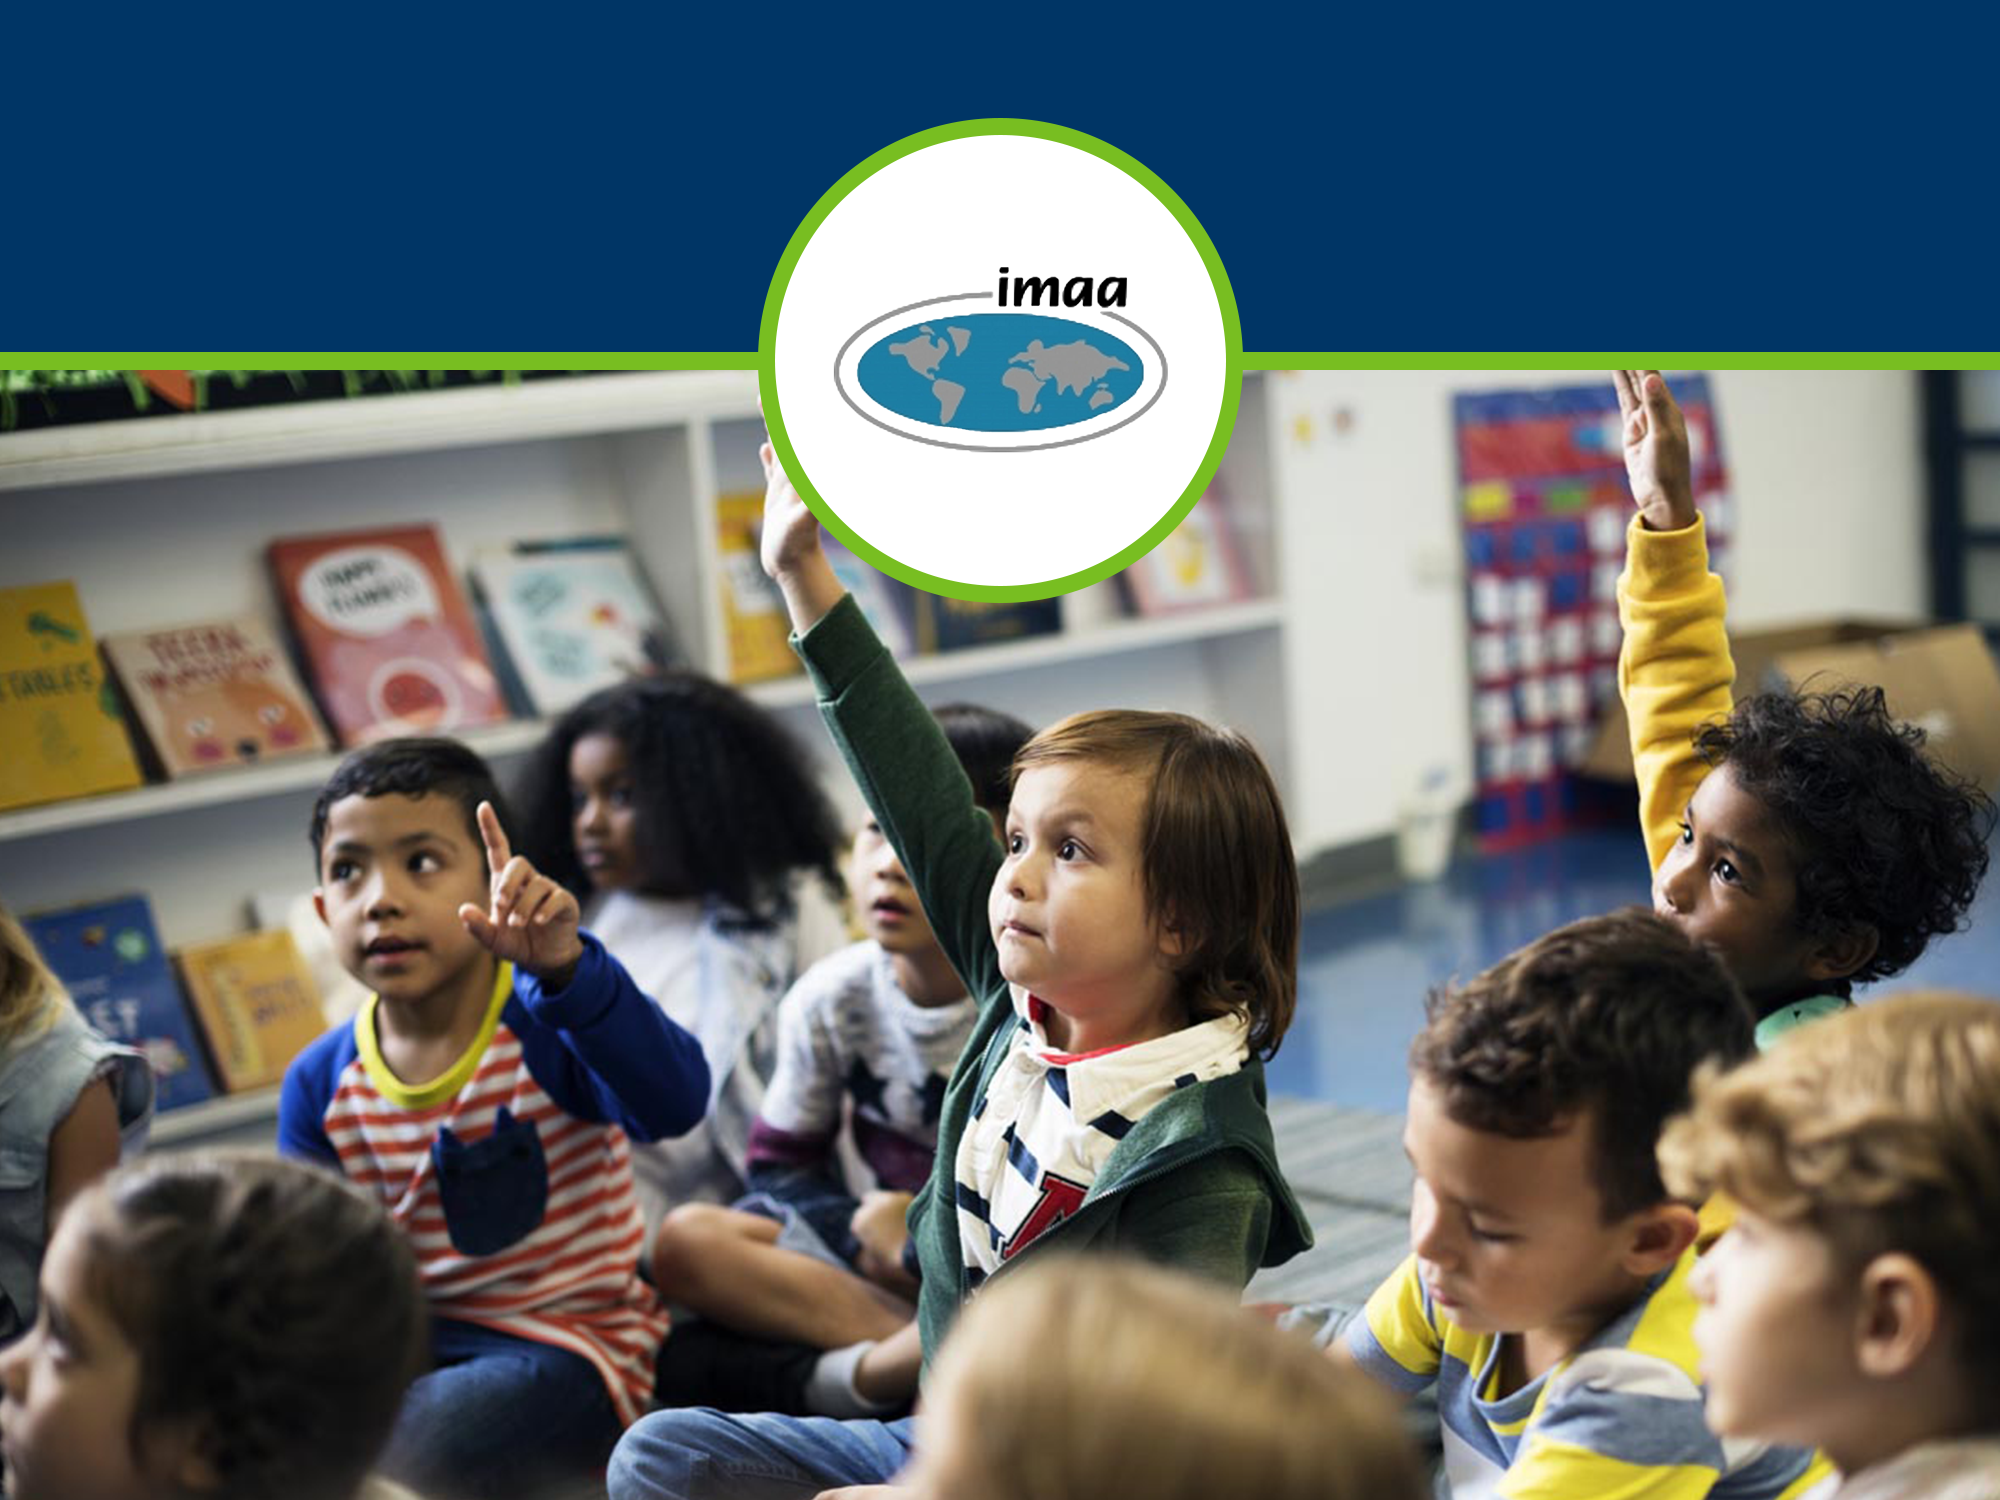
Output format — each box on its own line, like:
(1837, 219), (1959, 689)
(3, 368), (1996, 1298)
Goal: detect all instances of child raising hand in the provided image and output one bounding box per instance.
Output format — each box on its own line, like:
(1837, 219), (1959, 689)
(609, 447), (1310, 1497)
(1614, 370), (1992, 1038)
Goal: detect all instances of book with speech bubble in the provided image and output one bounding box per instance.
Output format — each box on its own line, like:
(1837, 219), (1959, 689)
(268, 525), (508, 746)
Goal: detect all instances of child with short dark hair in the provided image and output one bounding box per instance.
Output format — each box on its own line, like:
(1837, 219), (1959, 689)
(1614, 370), (1994, 1042)
(1343, 908), (1831, 1498)
(1661, 991), (2000, 1499)
(281, 737), (712, 1500)
(649, 702), (1032, 1418)
(0, 1151), (427, 1500)
(512, 675), (848, 1222)
(606, 445), (1311, 1499)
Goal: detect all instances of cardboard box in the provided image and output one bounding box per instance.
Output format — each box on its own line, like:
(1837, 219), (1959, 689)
(1581, 620), (2000, 792)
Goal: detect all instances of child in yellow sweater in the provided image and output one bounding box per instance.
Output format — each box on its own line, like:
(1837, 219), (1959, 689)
(1613, 371), (1994, 1045)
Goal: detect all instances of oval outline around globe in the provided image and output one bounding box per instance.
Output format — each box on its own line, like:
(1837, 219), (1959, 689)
(835, 294), (1168, 453)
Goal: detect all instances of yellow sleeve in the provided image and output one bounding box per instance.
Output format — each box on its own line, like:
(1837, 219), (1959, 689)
(1500, 1440), (1720, 1500)
(1617, 515), (1735, 873)
(1347, 1255), (1443, 1392)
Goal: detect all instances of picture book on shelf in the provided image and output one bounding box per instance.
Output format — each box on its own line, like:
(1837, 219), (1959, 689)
(268, 524), (508, 746)
(102, 616), (331, 778)
(1121, 483), (1256, 616)
(821, 535), (916, 659)
(175, 928), (328, 1093)
(910, 593), (1062, 654)
(469, 537), (678, 715)
(714, 492), (803, 683)
(0, 581), (144, 813)
(24, 895), (215, 1112)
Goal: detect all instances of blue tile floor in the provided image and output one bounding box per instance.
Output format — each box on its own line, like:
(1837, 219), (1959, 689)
(1270, 824), (2000, 1115)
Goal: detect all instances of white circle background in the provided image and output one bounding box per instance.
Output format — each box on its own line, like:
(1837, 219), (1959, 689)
(773, 133), (1228, 588)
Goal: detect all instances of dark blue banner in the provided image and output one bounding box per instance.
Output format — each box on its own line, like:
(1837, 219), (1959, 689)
(11, 9), (1998, 354)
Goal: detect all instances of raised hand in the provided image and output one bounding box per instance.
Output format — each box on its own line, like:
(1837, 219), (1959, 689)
(457, 800), (583, 987)
(1612, 370), (1697, 533)
(758, 439), (847, 632)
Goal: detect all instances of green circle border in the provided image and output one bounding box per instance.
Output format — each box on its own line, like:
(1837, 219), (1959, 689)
(758, 118), (1243, 603)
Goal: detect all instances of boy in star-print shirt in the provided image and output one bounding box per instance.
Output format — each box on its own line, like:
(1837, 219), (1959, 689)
(648, 705), (1032, 1366)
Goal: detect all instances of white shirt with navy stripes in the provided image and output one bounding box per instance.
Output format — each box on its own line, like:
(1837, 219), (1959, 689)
(951, 989), (1250, 1285)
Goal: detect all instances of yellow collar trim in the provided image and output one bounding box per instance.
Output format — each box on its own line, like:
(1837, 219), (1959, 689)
(355, 961), (514, 1109)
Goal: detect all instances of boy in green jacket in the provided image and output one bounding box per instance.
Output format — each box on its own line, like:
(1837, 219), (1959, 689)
(609, 445), (1311, 1500)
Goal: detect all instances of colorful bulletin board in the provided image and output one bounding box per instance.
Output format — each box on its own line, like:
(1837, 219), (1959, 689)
(1454, 377), (1731, 851)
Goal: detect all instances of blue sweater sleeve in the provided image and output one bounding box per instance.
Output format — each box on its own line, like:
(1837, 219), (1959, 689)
(512, 931), (712, 1143)
(276, 1027), (348, 1171)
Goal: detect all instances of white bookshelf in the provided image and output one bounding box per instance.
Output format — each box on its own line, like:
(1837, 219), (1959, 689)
(0, 598), (1284, 846)
(0, 367), (1292, 941)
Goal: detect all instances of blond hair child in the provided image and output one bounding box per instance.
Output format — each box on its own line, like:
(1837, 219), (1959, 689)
(0, 1151), (427, 1500)
(1661, 992), (2000, 1498)
(903, 1257), (1425, 1500)
(0, 901), (152, 1345)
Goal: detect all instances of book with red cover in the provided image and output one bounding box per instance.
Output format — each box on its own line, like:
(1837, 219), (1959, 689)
(102, 616), (331, 777)
(268, 525), (507, 746)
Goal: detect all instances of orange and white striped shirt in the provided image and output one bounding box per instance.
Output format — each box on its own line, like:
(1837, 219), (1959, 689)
(280, 936), (710, 1426)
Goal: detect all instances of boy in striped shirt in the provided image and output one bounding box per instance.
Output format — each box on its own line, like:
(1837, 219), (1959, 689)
(278, 739), (711, 1500)
(1344, 909), (1831, 1500)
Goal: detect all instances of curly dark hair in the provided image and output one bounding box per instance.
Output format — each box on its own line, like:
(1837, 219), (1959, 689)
(75, 1152), (426, 1500)
(512, 674), (843, 920)
(1411, 908), (1754, 1220)
(1694, 686), (1996, 988)
(309, 736), (507, 870)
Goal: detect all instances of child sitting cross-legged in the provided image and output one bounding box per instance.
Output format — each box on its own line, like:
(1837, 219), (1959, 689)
(605, 444), (1312, 1499)
(278, 738), (713, 1500)
(1342, 908), (1832, 1498)
(648, 702), (1033, 1418)
(0, 1151), (428, 1500)
(1660, 991), (2000, 1499)
(1613, 370), (1995, 1045)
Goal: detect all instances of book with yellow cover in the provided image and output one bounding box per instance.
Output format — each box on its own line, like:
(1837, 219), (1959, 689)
(714, 492), (803, 683)
(0, 581), (144, 812)
(175, 929), (328, 1092)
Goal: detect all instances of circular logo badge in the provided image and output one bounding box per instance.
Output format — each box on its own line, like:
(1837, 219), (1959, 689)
(762, 119), (1241, 602)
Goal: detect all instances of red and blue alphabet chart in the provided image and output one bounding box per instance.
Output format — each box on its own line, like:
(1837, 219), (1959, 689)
(1454, 378), (1731, 852)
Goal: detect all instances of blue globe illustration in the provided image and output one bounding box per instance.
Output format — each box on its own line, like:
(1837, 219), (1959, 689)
(854, 313), (1145, 435)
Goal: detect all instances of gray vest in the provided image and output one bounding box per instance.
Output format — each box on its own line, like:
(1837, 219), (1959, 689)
(0, 1002), (154, 1341)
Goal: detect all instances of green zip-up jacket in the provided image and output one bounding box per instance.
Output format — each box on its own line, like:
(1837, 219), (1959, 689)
(796, 595), (1313, 1372)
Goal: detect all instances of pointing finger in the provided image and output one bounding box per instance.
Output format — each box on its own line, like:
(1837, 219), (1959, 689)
(477, 800), (512, 877)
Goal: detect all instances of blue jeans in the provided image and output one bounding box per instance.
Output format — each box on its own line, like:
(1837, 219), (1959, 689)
(608, 1409), (918, 1500)
(381, 1317), (625, 1500)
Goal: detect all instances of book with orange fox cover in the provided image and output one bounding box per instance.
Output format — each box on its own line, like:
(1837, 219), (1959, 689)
(102, 617), (330, 777)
